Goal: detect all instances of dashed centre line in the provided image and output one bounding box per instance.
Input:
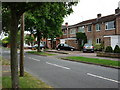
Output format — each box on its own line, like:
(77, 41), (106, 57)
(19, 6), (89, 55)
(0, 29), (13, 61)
(87, 73), (120, 83)
(46, 62), (70, 70)
(28, 57), (40, 61)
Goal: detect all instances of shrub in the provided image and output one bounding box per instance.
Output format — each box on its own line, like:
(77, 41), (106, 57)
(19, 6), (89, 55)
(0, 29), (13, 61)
(114, 45), (120, 53)
(105, 46), (113, 53)
(94, 44), (102, 51)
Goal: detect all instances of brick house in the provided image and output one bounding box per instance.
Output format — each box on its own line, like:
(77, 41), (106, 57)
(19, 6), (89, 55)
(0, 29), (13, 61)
(58, 7), (120, 50)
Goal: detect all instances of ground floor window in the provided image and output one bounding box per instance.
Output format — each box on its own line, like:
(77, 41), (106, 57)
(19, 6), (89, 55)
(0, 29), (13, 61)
(96, 38), (101, 44)
(88, 39), (92, 44)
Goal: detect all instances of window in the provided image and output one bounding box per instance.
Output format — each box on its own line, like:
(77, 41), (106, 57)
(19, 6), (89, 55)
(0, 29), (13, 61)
(88, 39), (92, 44)
(88, 25), (92, 32)
(96, 38), (101, 44)
(96, 24), (101, 31)
(63, 30), (67, 35)
(105, 21), (115, 30)
(78, 26), (85, 33)
(70, 28), (76, 34)
(64, 44), (69, 47)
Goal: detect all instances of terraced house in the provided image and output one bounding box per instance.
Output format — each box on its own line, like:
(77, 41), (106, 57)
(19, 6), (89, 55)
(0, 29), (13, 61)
(59, 7), (120, 50)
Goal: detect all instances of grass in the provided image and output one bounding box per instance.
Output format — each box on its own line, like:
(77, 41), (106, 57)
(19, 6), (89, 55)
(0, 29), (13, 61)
(62, 56), (120, 67)
(0, 57), (10, 65)
(1, 57), (53, 88)
(2, 72), (52, 88)
(26, 51), (56, 56)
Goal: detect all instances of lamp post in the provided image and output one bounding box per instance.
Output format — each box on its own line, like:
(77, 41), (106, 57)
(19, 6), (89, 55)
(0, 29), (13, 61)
(65, 22), (68, 44)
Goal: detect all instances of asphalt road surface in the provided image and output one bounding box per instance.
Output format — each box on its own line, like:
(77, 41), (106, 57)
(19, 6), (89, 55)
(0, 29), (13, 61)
(1, 48), (120, 89)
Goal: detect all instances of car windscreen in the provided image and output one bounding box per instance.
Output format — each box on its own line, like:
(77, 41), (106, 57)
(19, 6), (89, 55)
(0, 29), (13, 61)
(84, 44), (92, 47)
(64, 44), (69, 47)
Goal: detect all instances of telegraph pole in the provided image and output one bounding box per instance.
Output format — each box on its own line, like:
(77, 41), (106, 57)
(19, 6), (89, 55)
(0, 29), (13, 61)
(65, 22), (68, 44)
(20, 13), (24, 77)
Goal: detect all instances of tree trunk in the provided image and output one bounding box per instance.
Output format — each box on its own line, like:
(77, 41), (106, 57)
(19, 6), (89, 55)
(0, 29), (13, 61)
(51, 39), (53, 49)
(10, 9), (19, 89)
(20, 13), (24, 77)
(45, 38), (48, 49)
(37, 30), (41, 52)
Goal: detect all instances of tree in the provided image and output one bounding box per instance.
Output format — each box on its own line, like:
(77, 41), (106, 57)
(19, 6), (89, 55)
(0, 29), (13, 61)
(2, 2), (78, 88)
(2, 2), (45, 88)
(25, 35), (35, 46)
(76, 32), (87, 50)
(25, 2), (77, 51)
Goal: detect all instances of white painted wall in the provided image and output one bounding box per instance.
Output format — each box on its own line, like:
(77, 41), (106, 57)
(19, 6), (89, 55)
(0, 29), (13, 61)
(111, 35), (120, 49)
(60, 39), (65, 44)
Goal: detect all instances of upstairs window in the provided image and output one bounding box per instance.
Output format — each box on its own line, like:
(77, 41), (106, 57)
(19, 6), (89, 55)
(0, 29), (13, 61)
(88, 25), (92, 32)
(63, 30), (67, 35)
(105, 21), (115, 30)
(70, 28), (76, 34)
(96, 24), (101, 31)
(78, 26), (85, 33)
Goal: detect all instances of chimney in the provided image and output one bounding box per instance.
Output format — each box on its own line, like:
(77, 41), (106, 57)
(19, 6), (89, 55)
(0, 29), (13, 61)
(115, 8), (120, 14)
(97, 13), (102, 18)
(115, 1), (120, 14)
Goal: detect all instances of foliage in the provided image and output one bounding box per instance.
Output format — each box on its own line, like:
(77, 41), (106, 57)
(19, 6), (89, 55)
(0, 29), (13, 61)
(94, 44), (103, 51)
(25, 35), (35, 46)
(25, 2), (78, 50)
(1, 31), (21, 47)
(105, 46), (113, 53)
(114, 45), (120, 53)
(2, 72), (52, 88)
(76, 32), (87, 50)
(2, 37), (9, 44)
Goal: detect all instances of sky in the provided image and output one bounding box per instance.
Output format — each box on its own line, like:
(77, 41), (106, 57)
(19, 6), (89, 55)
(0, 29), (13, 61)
(63, 0), (120, 25)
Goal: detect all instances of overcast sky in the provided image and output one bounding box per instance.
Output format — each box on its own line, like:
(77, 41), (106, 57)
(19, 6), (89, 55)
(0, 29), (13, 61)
(63, 0), (120, 25)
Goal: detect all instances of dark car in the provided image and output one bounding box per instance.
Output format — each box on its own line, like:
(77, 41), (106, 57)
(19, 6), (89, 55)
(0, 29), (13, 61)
(31, 44), (45, 50)
(83, 44), (94, 53)
(56, 43), (75, 51)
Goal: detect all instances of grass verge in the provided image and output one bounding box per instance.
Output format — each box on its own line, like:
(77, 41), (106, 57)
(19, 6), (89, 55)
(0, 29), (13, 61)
(26, 51), (56, 56)
(62, 56), (120, 68)
(0, 57), (10, 65)
(2, 72), (52, 88)
(1, 57), (53, 88)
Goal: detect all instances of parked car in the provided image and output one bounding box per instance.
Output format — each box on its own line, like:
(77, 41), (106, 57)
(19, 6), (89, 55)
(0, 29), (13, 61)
(24, 44), (32, 49)
(83, 44), (94, 53)
(31, 44), (45, 50)
(56, 43), (75, 51)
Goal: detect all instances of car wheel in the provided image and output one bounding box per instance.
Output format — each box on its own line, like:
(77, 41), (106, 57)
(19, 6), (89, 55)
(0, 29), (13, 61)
(58, 48), (60, 51)
(71, 49), (74, 51)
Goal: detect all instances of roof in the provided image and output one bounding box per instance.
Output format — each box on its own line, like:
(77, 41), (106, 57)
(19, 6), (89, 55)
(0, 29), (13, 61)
(62, 13), (119, 29)
(93, 14), (116, 24)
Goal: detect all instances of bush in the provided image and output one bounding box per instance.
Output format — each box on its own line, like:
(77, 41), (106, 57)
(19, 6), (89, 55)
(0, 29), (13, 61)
(114, 45), (120, 53)
(94, 44), (102, 51)
(105, 46), (113, 53)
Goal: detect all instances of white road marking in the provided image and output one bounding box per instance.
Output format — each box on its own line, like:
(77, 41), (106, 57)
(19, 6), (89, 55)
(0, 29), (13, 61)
(87, 73), (120, 83)
(28, 57), (40, 61)
(46, 62), (70, 70)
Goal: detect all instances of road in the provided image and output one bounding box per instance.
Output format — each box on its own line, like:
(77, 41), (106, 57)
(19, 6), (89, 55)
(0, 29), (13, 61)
(1, 48), (120, 89)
